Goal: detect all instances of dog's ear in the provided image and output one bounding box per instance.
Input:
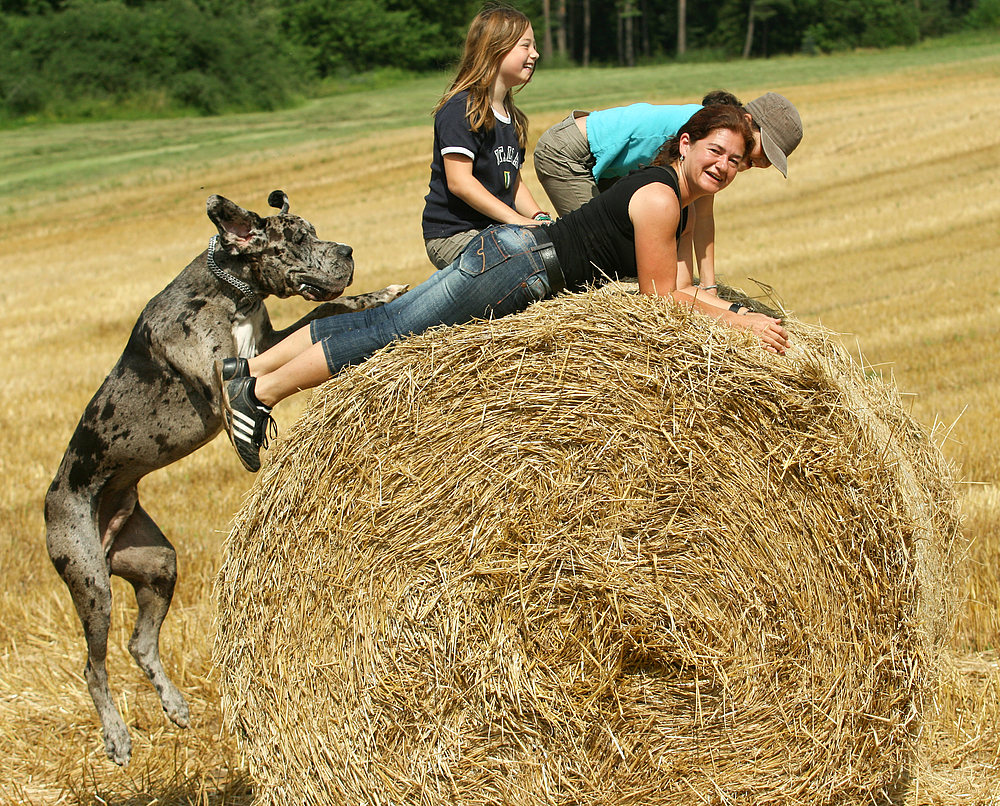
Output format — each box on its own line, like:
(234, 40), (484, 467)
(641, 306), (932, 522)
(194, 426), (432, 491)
(206, 195), (269, 255)
(267, 189), (290, 214)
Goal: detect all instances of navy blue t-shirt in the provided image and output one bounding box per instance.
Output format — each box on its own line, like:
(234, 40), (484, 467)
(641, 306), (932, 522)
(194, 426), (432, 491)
(422, 91), (525, 240)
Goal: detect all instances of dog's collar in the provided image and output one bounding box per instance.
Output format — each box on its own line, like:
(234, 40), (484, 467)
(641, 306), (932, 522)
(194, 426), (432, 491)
(207, 235), (260, 304)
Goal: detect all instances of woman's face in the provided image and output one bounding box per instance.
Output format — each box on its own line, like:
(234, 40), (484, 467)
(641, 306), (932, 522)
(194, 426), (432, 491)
(497, 24), (539, 89)
(682, 128), (746, 194)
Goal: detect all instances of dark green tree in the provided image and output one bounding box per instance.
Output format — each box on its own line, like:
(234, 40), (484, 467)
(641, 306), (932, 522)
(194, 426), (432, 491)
(0, 0), (310, 118)
(281, 0), (463, 75)
(965, 0), (1000, 26)
(802, 0), (921, 50)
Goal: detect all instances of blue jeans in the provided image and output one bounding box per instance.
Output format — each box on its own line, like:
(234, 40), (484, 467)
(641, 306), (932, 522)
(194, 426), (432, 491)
(311, 225), (557, 374)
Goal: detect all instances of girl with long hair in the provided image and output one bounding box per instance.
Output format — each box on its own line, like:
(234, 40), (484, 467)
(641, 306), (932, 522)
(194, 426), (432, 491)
(422, 5), (551, 269)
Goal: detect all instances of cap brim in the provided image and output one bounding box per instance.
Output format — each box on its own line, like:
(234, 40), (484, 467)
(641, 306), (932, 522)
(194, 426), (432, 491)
(760, 128), (789, 178)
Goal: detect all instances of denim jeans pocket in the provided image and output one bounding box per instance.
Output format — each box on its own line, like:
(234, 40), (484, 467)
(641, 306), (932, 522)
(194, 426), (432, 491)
(457, 226), (532, 278)
(487, 270), (550, 319)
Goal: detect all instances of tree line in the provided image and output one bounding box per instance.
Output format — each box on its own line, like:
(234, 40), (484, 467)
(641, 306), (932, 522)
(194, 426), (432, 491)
(1, 0), (996, 121)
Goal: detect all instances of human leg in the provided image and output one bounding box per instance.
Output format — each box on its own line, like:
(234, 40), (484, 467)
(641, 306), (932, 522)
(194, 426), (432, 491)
(228, 286), (421, 417)
(221, 226), (558, 471)
(251, 340), (331, 407)
(219, 306), (371, 470)
(248, 324), (314, 376)
(532, 112), (599, 217)
(317, 226), (556, 375)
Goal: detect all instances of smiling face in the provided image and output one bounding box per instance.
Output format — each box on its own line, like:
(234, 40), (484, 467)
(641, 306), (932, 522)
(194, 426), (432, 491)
(496, 24), (539, 90)
(680, 127), (747, 195)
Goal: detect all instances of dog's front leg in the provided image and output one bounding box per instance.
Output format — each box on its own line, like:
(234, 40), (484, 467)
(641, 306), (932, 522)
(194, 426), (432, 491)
(259, 284), (409, 350)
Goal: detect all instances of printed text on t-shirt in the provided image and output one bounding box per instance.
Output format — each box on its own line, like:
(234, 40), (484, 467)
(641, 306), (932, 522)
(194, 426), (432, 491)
(494, 146), (521, 169)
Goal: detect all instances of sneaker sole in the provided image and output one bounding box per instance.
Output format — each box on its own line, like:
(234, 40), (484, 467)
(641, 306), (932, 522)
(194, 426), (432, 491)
(216, 360), (237, 445)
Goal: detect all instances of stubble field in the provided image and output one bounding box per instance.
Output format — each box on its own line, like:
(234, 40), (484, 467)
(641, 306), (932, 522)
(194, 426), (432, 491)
(1, 36), (999, 805)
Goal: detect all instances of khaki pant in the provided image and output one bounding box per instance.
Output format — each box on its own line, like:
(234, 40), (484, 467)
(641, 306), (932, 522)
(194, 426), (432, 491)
(424, 228), (479, 270)
(533, 111), (598, 217)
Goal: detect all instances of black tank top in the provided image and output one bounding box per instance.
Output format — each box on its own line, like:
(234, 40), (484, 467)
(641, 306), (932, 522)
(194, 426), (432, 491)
(546, 165), (687, 289)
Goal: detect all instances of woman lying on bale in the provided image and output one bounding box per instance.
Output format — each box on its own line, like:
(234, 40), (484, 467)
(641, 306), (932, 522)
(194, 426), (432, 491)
(218, 103), (790, 472)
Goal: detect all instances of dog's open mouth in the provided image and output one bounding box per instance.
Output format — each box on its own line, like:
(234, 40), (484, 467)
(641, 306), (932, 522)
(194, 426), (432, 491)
(297, 282), (344, 302)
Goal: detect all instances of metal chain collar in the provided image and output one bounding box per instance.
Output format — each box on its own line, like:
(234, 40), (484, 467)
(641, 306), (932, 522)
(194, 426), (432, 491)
(207, 235), (259, 303)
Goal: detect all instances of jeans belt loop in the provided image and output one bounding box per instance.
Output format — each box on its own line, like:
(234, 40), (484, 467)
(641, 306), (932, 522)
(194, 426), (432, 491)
(529, 229), (565, 294)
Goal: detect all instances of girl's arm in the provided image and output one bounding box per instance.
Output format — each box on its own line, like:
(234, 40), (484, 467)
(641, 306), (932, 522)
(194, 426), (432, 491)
(512, 175), (549, 220)
(444, 155), (539, 226)
(629, 184), (789, 354)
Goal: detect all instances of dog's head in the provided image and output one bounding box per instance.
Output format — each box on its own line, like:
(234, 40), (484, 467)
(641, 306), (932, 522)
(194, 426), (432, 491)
(206, 191), (354, 301)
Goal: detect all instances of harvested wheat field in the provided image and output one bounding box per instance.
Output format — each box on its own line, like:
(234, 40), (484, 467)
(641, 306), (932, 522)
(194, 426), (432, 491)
(215, 286), (964, 805)
(3, 39), (1000, 806)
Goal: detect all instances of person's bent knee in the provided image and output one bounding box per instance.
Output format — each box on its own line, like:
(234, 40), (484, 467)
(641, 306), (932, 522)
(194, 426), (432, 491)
(426, 230), (478, 270)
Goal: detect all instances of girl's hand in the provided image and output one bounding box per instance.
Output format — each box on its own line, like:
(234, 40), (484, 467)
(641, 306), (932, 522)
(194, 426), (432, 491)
(740, 312), (790, 355)
(695, 284), (719, 297)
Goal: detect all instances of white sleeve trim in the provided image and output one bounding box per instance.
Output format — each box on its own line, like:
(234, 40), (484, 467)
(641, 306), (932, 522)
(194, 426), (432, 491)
(441, 146), (476, 160)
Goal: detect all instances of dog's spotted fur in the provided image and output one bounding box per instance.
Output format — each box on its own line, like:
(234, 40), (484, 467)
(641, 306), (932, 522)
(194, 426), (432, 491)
(44, 191), (406, 765)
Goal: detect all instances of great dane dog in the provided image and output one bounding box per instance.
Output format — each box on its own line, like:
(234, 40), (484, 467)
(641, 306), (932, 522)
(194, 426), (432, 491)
(44, 190), (406, 765)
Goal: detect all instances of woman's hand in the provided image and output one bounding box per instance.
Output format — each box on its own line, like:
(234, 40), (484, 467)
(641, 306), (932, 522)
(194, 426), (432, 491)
(738, 312), (790, 354)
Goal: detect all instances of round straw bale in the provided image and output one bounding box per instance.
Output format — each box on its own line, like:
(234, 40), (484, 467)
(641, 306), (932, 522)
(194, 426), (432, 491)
(215, 284), (962, 806)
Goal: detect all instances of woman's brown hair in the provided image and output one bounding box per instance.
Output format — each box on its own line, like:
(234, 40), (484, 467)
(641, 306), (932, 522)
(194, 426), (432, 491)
(652, 104), (754, 167)
(433, 4), (532, 149)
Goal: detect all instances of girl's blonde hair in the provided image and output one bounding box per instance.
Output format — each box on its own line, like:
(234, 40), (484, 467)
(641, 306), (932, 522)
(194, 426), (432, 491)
(434, 4), (532, 149)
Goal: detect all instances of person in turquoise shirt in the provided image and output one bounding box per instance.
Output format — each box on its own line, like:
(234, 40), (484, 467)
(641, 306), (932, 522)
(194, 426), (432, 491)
(587, 102), (704, 183)
(533, 91), (802, 295)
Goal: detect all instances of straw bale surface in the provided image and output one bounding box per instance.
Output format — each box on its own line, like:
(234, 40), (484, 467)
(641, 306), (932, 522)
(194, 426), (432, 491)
(214, 284), (962, 806)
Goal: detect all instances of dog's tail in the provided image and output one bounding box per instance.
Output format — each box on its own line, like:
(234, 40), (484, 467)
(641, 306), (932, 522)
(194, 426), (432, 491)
(267, 190), (290, 215)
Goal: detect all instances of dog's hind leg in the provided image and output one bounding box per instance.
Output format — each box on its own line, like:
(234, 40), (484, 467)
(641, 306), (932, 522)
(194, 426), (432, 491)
(108, 501), (190, 732)
(44, 486), (133, 766)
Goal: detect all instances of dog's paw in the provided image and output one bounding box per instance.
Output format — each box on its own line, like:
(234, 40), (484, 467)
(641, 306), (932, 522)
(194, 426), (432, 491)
(103, 721), (133, 766)
(379, 283), (409, 302)
(161, 686), (191, 729)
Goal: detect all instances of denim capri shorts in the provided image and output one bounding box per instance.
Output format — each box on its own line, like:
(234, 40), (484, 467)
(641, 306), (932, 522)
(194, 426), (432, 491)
(310, 225), (564, 375)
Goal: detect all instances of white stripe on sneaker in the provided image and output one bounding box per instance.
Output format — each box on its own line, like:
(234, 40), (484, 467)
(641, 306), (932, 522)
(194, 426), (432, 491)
(233, 427), (255, 441)
(232, 413), (257, 440)
(233, 409), (257, 427)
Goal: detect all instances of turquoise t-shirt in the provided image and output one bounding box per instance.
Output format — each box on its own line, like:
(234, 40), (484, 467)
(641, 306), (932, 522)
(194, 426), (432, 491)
(586, 102), (703, 181)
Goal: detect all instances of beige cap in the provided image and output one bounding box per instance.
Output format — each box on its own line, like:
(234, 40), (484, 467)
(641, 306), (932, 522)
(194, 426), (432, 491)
(745, 93), (802, 177)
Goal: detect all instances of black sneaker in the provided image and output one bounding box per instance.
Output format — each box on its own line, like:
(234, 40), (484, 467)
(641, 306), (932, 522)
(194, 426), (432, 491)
(220, 376), (276, 473)
(220, 357), (250, 381)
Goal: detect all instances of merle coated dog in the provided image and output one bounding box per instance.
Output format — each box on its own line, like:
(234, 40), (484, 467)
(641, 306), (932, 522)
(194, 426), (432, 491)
(44, 190), (406, 765)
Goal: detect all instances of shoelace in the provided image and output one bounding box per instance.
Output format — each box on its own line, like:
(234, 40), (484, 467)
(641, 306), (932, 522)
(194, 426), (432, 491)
(253, 409), (278, 450)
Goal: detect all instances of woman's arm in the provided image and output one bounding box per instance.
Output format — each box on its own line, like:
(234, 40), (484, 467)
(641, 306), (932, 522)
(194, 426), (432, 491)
(673, 281), (790, 354)
(630, 184), (789, 354)
(691, 195), (717, 292)
(675, 222), (696, 290)
(443, 154), (539, 226)
(630, 183), (684, 296)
